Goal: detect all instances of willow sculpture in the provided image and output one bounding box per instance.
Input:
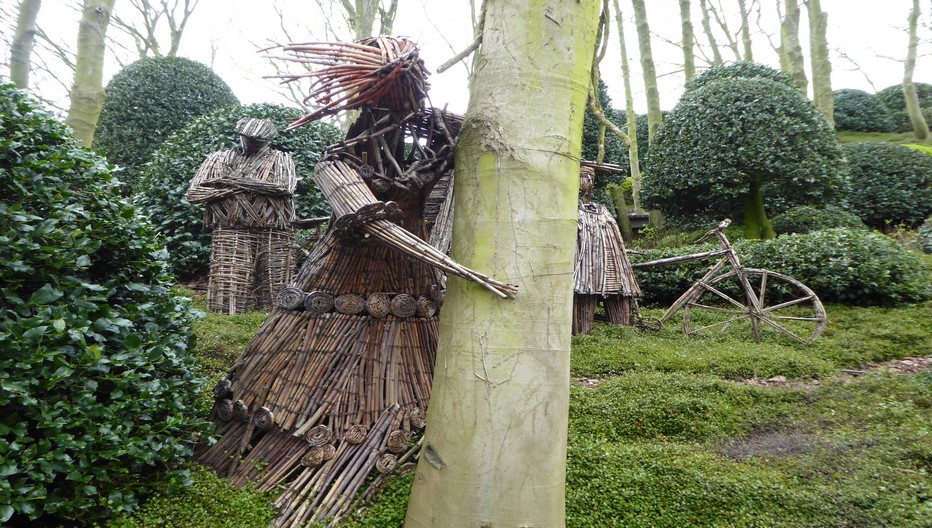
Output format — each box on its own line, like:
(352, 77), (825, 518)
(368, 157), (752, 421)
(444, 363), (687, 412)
(572, 165), (641, 334)
(198, 37), (516, 527)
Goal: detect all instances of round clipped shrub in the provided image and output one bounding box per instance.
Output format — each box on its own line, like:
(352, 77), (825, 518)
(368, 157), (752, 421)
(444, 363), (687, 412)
(685, 61), (797, 92)
(0, 84), (208, 525)
(93, 56), (239, 188)
(738, 228), (931, 305)
(875, 82), (932, 133)
(832, 89), (895, 132)
(841, 142), (932, 229)
(772, 205), (867, 235)
(644, 70), (845, 238)
(135, 103), (342, 280)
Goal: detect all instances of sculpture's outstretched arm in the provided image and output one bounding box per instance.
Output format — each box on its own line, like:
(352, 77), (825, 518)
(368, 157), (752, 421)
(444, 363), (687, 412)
(314, 158), (518, 299)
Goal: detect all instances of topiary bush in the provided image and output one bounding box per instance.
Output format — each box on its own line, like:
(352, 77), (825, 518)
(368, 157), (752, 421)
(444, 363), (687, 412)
(644, 66), (845, 239)
(737, 228), (931, 306)
(685, 61), (797, 92)
(135, 103), (342, 280)
(772, 205), (867, 235)
(875, 82), (932, 133)
(841, 142), (932, 229)
(93, 56), (239, 189)
(832, 89), (896, 132)
(0, 84), (208, 526)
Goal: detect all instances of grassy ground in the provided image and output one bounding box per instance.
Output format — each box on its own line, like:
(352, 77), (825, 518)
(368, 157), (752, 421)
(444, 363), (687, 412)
(836, 130), (932, 148)
(107, 297), (931, 528)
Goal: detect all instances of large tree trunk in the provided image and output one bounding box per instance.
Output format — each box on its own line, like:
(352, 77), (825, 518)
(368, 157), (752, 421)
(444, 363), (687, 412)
(741, 175), (776, 240)
(10, 0), (42, 89)
(614, 0), (643, 212)
(404, 1), (601, 526)
(904, 0), (930, 140)
(679, 0), (696, 82)
(631, 0), (662, 145)
(806, 0), (833, 127)
(780, 0), (808, 95)
(65, 0), (116, 147)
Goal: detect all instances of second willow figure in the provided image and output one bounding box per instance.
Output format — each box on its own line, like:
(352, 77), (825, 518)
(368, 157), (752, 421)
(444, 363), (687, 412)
(198, 37), (516, 528)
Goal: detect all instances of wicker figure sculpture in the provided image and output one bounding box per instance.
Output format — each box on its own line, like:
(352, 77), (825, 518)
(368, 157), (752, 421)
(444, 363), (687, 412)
(198, 37), (516, 527)
(187, 118), (298, 314)
(572, 165), (641, 335)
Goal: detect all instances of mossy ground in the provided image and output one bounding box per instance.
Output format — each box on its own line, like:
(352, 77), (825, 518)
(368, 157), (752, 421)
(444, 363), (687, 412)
(106, 298), (931, 527)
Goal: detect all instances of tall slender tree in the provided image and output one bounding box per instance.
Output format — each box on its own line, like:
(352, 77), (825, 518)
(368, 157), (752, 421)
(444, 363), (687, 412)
(698, 0), (724, 65)
(404, 1), (601, 526)
(738, 0), (754, 61)
(806, 0), (833, 126)
(780, 0), (808, 94)
(904, 0), (930, 140)
(679, 0), (696, 81)
(615, 0), (644, 212)
(631, 0), (663, 144)
(65, 0), (116, 147)
(10, 0), (42, 89)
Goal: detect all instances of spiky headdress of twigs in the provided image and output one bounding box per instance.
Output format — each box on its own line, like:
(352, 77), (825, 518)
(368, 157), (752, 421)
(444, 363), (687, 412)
(267, 36), (429, 130)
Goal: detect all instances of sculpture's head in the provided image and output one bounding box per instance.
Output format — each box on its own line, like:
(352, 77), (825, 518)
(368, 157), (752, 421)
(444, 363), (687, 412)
(235, 118), (277, 155)
(579, 165), (595, 203)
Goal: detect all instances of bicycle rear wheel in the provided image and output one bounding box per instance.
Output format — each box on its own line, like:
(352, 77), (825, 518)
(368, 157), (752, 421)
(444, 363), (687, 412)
(682, 268), (826, 344)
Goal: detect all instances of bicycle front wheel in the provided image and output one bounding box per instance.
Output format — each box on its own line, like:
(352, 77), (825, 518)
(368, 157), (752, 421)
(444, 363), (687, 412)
(682, 268), (826, 345)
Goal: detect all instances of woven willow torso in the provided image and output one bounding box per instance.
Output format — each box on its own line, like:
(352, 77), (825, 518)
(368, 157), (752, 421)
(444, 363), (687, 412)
(188, 148), (296, 229)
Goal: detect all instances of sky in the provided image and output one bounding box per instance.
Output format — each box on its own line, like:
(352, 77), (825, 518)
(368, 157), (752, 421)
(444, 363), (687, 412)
(4, 0), (931, 117)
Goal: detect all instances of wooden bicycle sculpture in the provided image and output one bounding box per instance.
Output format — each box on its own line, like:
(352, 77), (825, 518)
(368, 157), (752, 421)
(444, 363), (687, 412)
(630, 219), (827, 344)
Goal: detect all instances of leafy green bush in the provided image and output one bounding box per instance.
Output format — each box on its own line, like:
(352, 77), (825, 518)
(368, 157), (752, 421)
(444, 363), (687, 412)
(738, 228), (932, 305)
(93, 57), (239, 188)
(832, 89), (896, 132)
(841, 142), (932, 228)
(875, 82), (932, 133)
(135, 103), (342, 280)
(0, 84), (208, 525)
(916, 216), (932, 254)
(644, 69), (845, 236)
(772, 205), (867, 235)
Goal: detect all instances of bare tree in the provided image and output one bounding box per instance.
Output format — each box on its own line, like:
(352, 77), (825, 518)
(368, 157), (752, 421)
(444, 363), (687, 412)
(905, 0), (930, 139)
(806, 0), (833, 126)
(109, 0), (199, 58)
(615, 0), (643, 212)
(738, 0), (754, 61)
(65, 0), (116, 146)
(10, 0), (42, 89)
(780, 0), (808, 94)
(631, 0), (663, 144)
(679, 0), (696, 81)
(698, 0), (724, 64)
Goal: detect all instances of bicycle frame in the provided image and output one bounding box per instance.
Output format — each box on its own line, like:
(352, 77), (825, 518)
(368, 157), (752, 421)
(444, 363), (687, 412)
(630, 220), (764, 334)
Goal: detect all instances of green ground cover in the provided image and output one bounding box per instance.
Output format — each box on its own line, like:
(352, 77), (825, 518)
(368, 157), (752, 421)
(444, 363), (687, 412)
(108, 297), (931, 528)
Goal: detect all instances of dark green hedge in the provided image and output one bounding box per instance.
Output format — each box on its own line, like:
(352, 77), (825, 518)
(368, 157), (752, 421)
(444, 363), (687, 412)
(93, 56), (239, 189)
(772, 205), (867, 235)
(134, 103), (342, 280)
(685, 61), (798, 92)
(0, 84), (208, 525)
(841, 142), (932, 228)
(832, 89), (895, 132)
